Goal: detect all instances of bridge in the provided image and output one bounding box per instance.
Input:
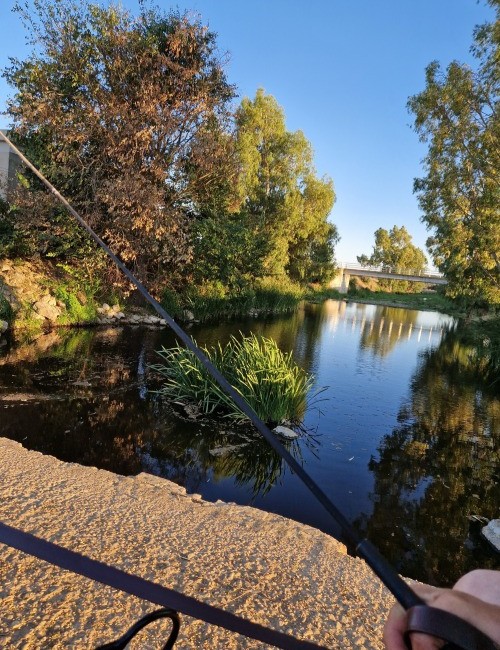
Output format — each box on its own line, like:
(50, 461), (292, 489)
(333, 263), (447, 294)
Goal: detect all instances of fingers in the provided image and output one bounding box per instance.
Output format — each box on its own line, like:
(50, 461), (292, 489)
(383, 577), (500, 649)
(383, 604), (409, 650)
(384, 602), (445, 650)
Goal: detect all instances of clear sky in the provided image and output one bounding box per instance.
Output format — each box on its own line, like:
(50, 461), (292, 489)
(0, 1), (494, 266)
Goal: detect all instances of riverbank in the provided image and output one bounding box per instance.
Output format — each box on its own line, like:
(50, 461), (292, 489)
(0, 437), (398, 649)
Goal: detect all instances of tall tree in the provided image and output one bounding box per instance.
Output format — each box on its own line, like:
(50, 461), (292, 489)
(408, 1), (500, 306)
(234, 89), (337, 281)
(3, 0), (235, 290)
(358, 226), (427, 292)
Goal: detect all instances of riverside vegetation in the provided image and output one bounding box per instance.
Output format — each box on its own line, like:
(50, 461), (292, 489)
(152, 333), (314, 425)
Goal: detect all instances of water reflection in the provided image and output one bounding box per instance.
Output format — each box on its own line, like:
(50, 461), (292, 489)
(0, 303), (497, 585)
(0, 324), (301, 496)
(356, 327), (499, 585)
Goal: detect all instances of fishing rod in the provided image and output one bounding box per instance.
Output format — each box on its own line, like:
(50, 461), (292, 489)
(0, 130), (496, 650)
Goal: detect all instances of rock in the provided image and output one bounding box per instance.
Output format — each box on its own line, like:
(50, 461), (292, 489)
(183, 403), (200, 419)
(182, 310), (195, 322)
(0, 320), (8, 334)
(33, 295), (62, 322)
(76, 291), (87, 305)
(273, 425), (299, 440)
(481, 519), (500, 552)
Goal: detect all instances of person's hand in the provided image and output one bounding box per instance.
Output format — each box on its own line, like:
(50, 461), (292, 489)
(383, 570), (500, 650)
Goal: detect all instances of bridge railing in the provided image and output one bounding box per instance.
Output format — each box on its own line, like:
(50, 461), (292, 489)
(340, 262), (444, 279)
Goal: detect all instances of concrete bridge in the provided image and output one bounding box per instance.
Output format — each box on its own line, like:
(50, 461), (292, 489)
(333, 263), (447, 294)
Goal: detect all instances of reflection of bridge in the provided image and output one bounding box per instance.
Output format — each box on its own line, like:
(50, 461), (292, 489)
(334, 263), (447, 294)
(319, 300), (452, 347)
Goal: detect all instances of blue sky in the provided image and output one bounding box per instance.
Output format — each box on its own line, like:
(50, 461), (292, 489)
(0, 1), (494, 265)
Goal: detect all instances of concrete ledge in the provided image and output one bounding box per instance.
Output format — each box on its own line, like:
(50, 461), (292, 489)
(0, 438), (396, 648)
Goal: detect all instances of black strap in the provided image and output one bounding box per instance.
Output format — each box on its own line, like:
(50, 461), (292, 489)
(95, 608), (179, 649)
(404, 605), (498, 650)
(0, 522), (328, 650)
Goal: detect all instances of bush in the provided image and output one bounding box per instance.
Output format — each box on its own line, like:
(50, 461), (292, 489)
(0, 294), (12, 322)
(161, 287), (183, 319)
(152, 333), (313, 425)
(253, 276), (303, 312)
(53, 284), (98, 324)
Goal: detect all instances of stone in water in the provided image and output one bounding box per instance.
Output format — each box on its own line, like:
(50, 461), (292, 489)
(481, 519), (500, 553)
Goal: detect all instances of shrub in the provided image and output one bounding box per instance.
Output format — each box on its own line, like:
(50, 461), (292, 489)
(152, 333), (313, 425)
(161, 287), (183, 319)
(54, 284), (98, 324)
(253, 276), (303, 312)
(0, 294), (12, 322)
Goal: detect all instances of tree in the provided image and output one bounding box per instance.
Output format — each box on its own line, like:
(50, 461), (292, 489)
(234, 89), (337, 282)
(408, 1), (500, 306)
(357, 225), (427, 291)
(3, 0), (235, 290)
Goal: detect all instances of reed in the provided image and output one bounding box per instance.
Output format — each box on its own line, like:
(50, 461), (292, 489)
(152, 333), (313, 425)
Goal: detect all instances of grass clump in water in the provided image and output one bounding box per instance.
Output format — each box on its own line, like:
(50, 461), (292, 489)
(152, 333), (313, 425)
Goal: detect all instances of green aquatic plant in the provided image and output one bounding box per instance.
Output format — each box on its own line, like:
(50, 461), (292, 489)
(152, 333), (314, 425)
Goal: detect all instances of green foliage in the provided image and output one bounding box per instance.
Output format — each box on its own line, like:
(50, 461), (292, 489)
(53, 285), (97, 325)
(304, 286), (342, 302)
(346, 286), (461, 315)
(183, 277), (303, 322)
(357, 225), (427, 292)
(48, 261), (101, 325)
(191, 214), (268, 291)
(234, 89), (337, 281)
(0, 197), (30, 257)
(152, 333), (313, 425)
(160, 287), (183, 319)
(0, 294), (13, 322)
(253, 276), (303, 311)
(408, 2), (500, 306)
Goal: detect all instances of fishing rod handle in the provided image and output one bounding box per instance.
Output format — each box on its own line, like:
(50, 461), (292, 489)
(405, 605), (498, 650)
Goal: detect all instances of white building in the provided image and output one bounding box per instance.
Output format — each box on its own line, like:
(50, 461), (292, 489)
(0, 131), (20, 200)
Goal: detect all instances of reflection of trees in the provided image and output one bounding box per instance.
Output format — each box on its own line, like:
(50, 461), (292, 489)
(358, 306), (419, 357)
(0, 324), (304, 499)
(142, 416), (298, 499)
(356, 329), (499, 586)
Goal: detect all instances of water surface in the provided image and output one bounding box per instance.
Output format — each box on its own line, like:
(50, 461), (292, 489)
(0, 300), (498, 585)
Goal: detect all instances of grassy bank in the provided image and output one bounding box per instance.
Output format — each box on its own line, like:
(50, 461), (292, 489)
(343, 287), (463, 316)
(162, 278), (305, 323)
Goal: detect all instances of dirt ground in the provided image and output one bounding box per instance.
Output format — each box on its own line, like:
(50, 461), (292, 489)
(0, 437), (397, 649)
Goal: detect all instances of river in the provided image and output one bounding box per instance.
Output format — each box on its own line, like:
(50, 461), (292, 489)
(0, 299), (498, 585)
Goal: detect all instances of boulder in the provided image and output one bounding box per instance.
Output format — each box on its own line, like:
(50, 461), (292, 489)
(0, 320), (8, 334)
(33, 295), (62, 322)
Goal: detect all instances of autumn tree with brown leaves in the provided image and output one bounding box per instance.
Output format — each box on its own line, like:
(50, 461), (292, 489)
(3, 0), (235, 290)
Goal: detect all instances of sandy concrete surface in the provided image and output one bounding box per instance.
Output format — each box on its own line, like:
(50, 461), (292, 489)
(0, 438), (397, 649)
